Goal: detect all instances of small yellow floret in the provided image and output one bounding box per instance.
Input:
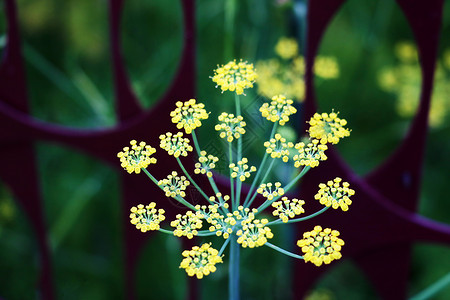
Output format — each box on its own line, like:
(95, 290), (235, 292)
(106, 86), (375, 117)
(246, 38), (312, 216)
(117, 140), (157, 174)
(314, 177), (354, 211)
(215, 112), (246, 142)
(259, 95), (297, 126)
(179, 243), (223, 279)
(159, 132), (193, 157)
(272, 197), (305, 223)
(170, 99), (209, 134)
(211, 60), (257, 95)
(129, 202), (165, 232)
(308, 112), (350, 145)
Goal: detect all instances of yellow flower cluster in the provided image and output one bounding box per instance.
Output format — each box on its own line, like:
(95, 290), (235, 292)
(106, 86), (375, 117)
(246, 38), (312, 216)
(378, 41), (450, 128)
(194, 151), (219, 178)
(208, 206), (257, 239)
(170, 99), (209, 134)
(237, 218), (273, 248)
(179, 243), (223, 279)
(275, 37), (299, 60)
(159, 132), (193, 158)
(293, 139), (328, 168)
(260, 95), (297, 126)
(158, 171), (190, 198)
(256, 37), (339, 101)
(308, 112), (350, 145)
(207, 192), (230, 210)
(117, 140), (157, 174)
(171, 211), (203, 239)
(297, 226), (344, 266)
(229, 158), (256, 182)
(129, 203), (165, 232)
(215, 112), (246, 142)
(264, 133), (294, 162)
(272, 197), (305, 223)
(257, 182), (284, 200)
(314, 177), (354, 211)
(211, 60), (257, 95)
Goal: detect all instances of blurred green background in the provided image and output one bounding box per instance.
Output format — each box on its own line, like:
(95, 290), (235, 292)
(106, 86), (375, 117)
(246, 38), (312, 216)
(1, 0), (450, 299)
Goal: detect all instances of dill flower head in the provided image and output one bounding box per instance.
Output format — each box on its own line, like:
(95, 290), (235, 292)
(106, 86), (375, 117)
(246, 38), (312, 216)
(297, 226), (344, 266)
(215, 112), (246, 142)
(275, 37), (299, 60)
(259, 95), (297, 126)
(211, 59), (257, 95)
(229, 158), (256, 182)
(159, 132), (193, 158)
(129, 203), (165, 232)
(264, 133), (294, 162)
(158, 171), (190, 198)
(117, 140), (157, 174)
(293, 139), (328, 168)
(314, 177), (354, 211)
(179, 243), (223, 279)
(236, 218), (273, 248)
(314, 56), (340, 79)
(170, 99), (209, 134)
(308, 112), (350, 145)
(171, 211), (203, 239)
(208, 192), (230, 210)
(194, 151), (219, 177)
(257, 182), (284, 201)
(272, 197), (305, 223)
(395, 41), (418, 63)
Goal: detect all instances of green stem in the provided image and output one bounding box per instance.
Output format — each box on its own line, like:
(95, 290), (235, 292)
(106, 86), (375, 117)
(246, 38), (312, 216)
(243, 122), (278, 207)
(219, 238), (231, 256)
(176, 157), (210, 202)
(158, 228), (174, 235)
(267, 206), (330, 226)
(265, 242), (304, 260)
(224, 0), (236, 61)
(410, 272), (450, 300)
(228, 234), (240, 300)
(235, 94), (242, 206)
(229, 142), (236, 209)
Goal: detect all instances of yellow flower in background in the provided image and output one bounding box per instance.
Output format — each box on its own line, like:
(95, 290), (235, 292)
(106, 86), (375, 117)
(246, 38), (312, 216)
(297, 226), (344, 266)
(117, 140), (157, 174)
(211, 60), (257, 95)
(275, 37), (299, 60)
(308, 112), (350, 145)
(129, 203), (165, 232)
(170, 99), (209, 134)
(314, 177), (354, 211)
(179, 243), (223, 279)
(314, 56), (339, 79)
(378, 41), (450, 128)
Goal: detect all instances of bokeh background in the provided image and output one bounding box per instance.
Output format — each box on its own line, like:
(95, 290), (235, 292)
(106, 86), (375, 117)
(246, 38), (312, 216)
(1, 0), (450, 299)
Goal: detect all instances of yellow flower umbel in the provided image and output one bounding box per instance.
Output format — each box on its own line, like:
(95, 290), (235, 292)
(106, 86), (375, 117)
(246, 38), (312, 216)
(129, 203), (165, 232)
(194, 151), (219, 177)
(236, 218), (274, 248)
(275, 37), (298, 60)
(158, 171), (190, 198)
(297, 226), (344, 266)
(260, 95), (297, 126)
(264, 133), (294, 162)
(293, 139), (328, 168)
(159, 132), (193, 158)
(215, 112), (246, 142)
(314, 57), (340, 79)
(170, 99), (209, 134)
(257, 182), (285, 200)
(171, 211), (203, 239)
(211, 60), (257, 95)
(272, 197), (305, 223)
(314, 177), (354, 211)
(180, 243), (223, 279)
(308, 112), (350, 145)
(229, 158), (256, 182)
(117, 140), (157, 174)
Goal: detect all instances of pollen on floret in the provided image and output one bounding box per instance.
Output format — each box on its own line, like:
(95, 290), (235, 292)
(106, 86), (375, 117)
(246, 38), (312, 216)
(129, 202), (165, 232)
(314, 177), (354, 211)
(297, 226), (344, 266)
(158, 171), (190, 198)
(117, 140), (157, 174)
(179, 243), (223, 279)
(159, 132), (193, 158)
(215, 112), (246, 142)
(307, 111), (350, 145)
(259, 95), (297, 126)
(171, 211), (203, 239)
(195, 151), (219, 177)
(211, 60), (257, 95)
(170, 99), (209, 134)
(264, 133), (294, 162)
(229, 157), (256, 182)
(272, 197), (305, 223)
